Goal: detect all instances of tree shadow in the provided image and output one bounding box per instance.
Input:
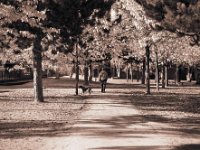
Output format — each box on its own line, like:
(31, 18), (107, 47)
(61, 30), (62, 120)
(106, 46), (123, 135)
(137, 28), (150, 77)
(131, 91), (200, 114)
(0, 93), (140, 139)
(0, 94), (87, 139)
(90, 144), (200, 150)
(0, 80), (31, 86)
(68, 112), (200, 139)
(68, 114), (155, 138)
(0, 90), (10, 93)
(90, 145), (170, 150)
(43, 95), (87, 105)
(129, 92), (200, 136)
(0, 101), (85, 138)
(143, 114), (200, 135)
(0, 96), (32, 102)
(0, 83), (199, 141)
(0, 78), (144, 89)
(172, 144), (200, 150)
(0, 120), (71, 139)
(59, 93), (199, 150)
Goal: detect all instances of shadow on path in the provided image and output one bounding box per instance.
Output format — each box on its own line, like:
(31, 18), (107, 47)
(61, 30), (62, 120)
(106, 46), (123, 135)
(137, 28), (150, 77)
(63, 91), (200, 150)
(172, 144), (200, 150)
(89, 146), (171, 150)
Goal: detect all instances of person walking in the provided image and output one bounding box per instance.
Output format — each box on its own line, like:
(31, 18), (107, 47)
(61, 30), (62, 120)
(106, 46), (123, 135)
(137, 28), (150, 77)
(99, 68), (108, 93)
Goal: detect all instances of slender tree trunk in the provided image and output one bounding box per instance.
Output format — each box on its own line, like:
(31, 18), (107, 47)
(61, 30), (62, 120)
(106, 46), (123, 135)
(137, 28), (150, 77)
(47, 68), (49, 78)
(75, 43), (79, 95)
(89, 63), (93, 83)
(131, 63), (133, 82)
(165, 65), (168, 86)
(112, 65), (115, 78)
(187, 65), (190, 82)
(117, 65), (121, 78)
(136, 65), (140, 82)
(175, 65), (177, 84)
(145, 46), (150, 94)
(162, 64), (165, 88)
(187, 65), (193, 82)
(126, 64), (129, 82)
(176, 64), (180, 85)
(141, 57), (146, 84)
(55, 63), (60, 79)
(155, 51), (159, 91)
(84, 56), (89, 85)
(33, 37), (43, 103)
(84, 65), (89, 85)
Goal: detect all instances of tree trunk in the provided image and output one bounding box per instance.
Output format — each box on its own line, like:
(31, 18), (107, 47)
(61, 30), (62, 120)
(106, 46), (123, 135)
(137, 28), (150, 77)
(131, 63), (133, 82)
(162, 64), (165, 88)
(155, 51), (159, 91)
(75, 43), (79, 95)
(84, 59), (90, 85)
(136, 65), (140, 82)
(116, 65), (120, 78)
(112, 65), (115, 78)
(187, 66), (190, 82)
(84, 65), (89, 85)
(187, 65), (193, 82)
(141, 57), (146, 84)
(47, 68), (50, 78)
(33, 37), (44, 103)
(55, 63), (60, 79)
(89, 63), (93, 83)
(126, 64), (129, 82)
(145, 46), (150, 94)
(165, 65), (168, 86)
(176, 64), (180, 84)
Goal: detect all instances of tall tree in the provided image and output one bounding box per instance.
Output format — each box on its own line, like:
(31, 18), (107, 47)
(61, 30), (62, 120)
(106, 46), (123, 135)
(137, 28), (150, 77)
(0, 1), (46, 102)
(0, 0), (115, 100)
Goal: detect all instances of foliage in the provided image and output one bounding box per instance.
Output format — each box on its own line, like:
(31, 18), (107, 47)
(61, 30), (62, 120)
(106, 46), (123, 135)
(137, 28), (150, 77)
(120, 0), (200, 69)
(134, 0), (200, 46)
(80, 0), (145, 68)
(0, 0), (115, 66)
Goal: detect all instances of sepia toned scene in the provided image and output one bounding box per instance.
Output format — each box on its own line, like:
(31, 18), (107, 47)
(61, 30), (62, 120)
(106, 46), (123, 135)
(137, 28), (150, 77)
(0, 0), (199, 150)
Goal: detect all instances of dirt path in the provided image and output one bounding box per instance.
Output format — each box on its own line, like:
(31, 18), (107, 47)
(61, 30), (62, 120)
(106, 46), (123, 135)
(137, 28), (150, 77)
(37, 90), (200, 150)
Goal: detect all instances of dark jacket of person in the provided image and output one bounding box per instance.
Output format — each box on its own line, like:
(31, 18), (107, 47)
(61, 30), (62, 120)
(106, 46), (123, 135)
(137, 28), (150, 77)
(99, 69), (108, 82)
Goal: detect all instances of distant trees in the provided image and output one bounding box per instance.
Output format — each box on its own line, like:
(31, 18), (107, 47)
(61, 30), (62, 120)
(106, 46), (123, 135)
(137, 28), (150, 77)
(118, 0), (200, 93)
(81, 1), (146, 82)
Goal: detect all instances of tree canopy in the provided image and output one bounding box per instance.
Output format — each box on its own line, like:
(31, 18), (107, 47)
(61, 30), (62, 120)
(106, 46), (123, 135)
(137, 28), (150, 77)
(134, 0), (200, 45)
